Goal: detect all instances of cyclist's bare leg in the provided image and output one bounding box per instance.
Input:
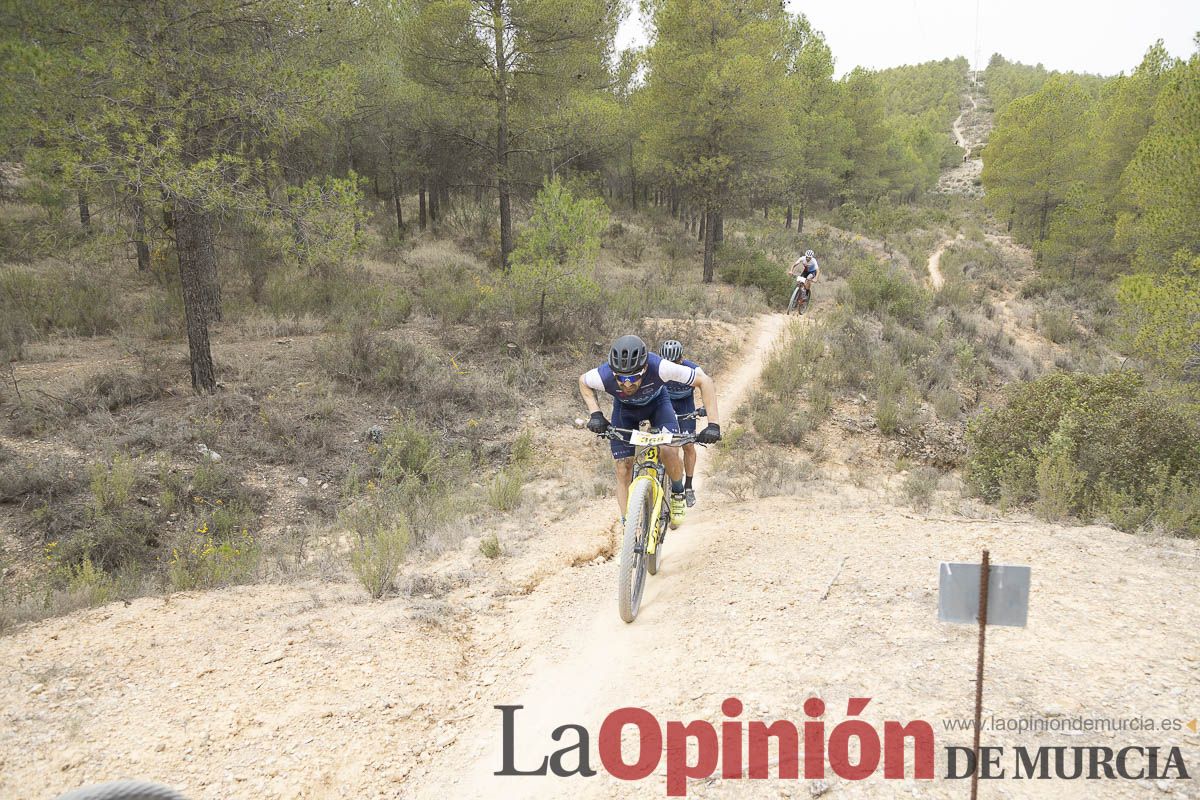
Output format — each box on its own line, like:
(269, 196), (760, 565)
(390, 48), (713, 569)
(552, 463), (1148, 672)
(661, 445), (684, 484)
(615, 457), (634, 516)
(682, 442), (697, 479)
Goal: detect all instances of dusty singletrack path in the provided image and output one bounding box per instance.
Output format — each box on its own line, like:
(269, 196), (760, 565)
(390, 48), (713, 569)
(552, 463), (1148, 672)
(926, 233), (964, 289)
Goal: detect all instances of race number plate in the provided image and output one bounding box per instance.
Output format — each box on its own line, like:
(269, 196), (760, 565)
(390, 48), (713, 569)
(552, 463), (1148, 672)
(628, 430), (673, 446)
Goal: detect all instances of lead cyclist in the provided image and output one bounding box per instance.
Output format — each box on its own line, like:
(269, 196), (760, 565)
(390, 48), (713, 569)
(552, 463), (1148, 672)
(788, 249), (820, 303)
(578, 334), (721, 527)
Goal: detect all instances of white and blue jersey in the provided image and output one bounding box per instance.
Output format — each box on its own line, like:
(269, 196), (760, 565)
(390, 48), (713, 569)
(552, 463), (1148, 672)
(583, 352), (696, 408)
(665, 358), (701, 433)
(665, 358), (700, 402)
(583, 353), (700, 459)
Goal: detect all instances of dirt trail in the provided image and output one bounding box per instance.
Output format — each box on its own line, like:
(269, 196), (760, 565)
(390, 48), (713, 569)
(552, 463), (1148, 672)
(925, 233), (964, 289)
(951, 92), (977, 156)
(937, 84), (986, 199)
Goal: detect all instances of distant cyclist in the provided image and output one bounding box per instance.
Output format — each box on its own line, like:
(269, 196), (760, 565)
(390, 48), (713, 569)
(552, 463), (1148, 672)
(579, 335), (721, 526)
(788, 249), (820, 306)
(659, 339), (704, 507)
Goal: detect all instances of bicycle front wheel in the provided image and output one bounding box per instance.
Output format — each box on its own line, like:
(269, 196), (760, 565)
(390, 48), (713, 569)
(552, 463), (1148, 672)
(618, 478), (654, 623)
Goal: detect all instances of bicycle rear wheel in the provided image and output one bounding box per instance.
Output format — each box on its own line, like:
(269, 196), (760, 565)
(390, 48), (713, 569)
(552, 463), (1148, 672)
(618, 479), (654, 623)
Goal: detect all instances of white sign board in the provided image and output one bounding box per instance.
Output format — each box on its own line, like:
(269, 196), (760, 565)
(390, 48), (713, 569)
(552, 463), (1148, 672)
(938, 562), (1030, 627)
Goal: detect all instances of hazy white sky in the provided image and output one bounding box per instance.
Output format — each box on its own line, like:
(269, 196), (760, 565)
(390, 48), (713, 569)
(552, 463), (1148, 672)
(616, 0), (1199, 77)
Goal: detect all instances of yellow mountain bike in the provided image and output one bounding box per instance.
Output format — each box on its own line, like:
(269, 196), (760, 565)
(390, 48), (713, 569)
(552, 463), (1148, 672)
(601, 424), (698, 623)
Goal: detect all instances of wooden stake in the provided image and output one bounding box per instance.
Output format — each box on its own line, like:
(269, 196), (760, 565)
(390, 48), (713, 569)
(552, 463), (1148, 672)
(971, 549), (990, 800)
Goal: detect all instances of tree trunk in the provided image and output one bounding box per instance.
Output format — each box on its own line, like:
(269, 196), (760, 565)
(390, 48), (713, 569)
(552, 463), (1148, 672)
(174, 198), (217, 393)
(78, 192), (91, 232)
(763, 205), (768, 220)
(493, 0), (513, 270)
(161, 191), (174, 233)
(132, 196), (151, 272)
(418, 182), (427, 231)
(629, 142), (637, 210)
(714, 210), (723, 245)
(796, 203), (805, 233)
(698, 209), (706, 243)
(785, 204), (793, 229)
(428, 178), (440, 224)
(702, 205), (716, 284)
(1038, 193), (1049, 243)
(391, 171), (404, 238)
(439, 181), (450, 213)
(195, 209), (221, 322)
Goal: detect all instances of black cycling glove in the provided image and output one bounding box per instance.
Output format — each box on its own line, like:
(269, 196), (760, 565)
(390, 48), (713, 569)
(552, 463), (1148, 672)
(696, 423), (722, 444)
(587, 411), (611, 434)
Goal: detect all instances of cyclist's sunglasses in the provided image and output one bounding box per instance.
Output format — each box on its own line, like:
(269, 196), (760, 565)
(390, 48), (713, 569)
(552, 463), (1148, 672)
(614, 368), (646, 386)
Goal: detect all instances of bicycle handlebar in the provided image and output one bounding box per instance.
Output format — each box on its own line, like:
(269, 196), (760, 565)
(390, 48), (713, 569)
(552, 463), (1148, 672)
(599, 427), (703, 446)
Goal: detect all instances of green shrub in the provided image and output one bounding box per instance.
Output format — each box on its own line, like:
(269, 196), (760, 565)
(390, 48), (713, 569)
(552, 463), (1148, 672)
(876, 394), (901, 435)
(846, 258), (929, 323)
(503, 178), (608, 341)
(317, 324), (486, 415)
(1038, 308), (1077, 343)
(53, 455), (158, 571)
(0, 265), (125, 348)
(167, 524), (258, 591)
(717, 242), (792, 306)
(935, 277), (973, 310)
(808, 372), (832, 418)
(265, 267), (412, 327)
(487, 466), (525, 511)
(479, 533), (503, 559)
(749, 398), (807, 445)
(344, 497), (410, 599)
(932, 387), (961, 420)
(511, 429), (534, 469)
(348, 418), (475, 544)
(78, 366), (170, 413)
(966, 372), (1200, 534)
(63, 557), (118, 607)
(902, 467), (940, 510)
(415, 252), (488, 324)
(1033, 432), (1086, 521)
(759, 327), (821, 398)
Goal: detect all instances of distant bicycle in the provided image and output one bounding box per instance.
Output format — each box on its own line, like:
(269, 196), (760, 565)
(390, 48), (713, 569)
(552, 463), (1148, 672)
(787, 276), (811, 315)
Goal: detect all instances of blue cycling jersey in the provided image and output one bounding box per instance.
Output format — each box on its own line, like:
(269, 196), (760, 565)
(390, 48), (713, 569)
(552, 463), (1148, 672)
(594, 352), (695, 408)
(665, 358), (700, 401)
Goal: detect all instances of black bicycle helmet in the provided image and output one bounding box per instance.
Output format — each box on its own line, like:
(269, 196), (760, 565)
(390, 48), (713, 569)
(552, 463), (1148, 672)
(609, 334), (648, 375)
(660, 340), (683, 362)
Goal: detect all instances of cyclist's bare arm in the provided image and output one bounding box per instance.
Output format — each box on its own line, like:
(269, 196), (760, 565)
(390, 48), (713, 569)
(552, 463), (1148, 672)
(579, 372), (602, 414)
(693, 369), (720, 425)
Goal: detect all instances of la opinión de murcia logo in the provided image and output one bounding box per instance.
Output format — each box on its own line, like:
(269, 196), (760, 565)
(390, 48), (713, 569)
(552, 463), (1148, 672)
(494, 699), (1192, 797)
